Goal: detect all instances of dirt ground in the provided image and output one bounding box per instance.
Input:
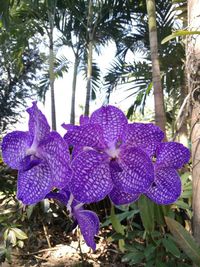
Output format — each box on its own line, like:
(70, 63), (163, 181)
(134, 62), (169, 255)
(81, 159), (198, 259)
(1, 227), (127, 267)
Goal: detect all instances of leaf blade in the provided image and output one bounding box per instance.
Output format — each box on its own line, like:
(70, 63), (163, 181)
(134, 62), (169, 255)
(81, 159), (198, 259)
(165, 216), (200, 265)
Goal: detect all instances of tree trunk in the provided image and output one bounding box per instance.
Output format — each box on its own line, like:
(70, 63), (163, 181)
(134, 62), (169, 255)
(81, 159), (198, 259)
(187, 0), (200, 245)
(49, 34), (56, 131)
(178, 77), (189, 147)
(48, 3), (56, 131)
(146, 0), (166, 136)
(84, 0), (93, 116)
(70, 54), (79, 124)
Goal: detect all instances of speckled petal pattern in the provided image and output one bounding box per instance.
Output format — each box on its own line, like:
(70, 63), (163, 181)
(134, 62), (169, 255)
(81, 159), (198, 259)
(111, 147), (154, 194)
(1, 131), (32, 169)
(90, 105), (128, 146)
(64, 123), (105, 150)
(156, 142), (190, 169)
(27, 102), (50, 144)
(17, 162), (53, 205)
(109, 187), (140, 205)
(126, 123), (164, 157)
(75, 209), (99, 250)
(70, 150), (112, 203)
(38, 131), (72, 188)
(146, 167), (182, 205)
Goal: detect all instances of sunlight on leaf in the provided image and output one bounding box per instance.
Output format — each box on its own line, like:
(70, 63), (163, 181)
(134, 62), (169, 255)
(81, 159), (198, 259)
(162, 30), (200, 44)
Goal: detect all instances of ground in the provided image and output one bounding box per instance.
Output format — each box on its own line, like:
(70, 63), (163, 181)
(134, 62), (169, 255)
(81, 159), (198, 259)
(1, 232), (127, 267)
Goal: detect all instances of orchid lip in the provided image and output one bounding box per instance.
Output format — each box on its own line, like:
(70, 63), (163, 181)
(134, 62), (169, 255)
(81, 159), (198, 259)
(105, 145), (120, 159)
(26, 147), (37, 156)
(26, 140), (38, 156)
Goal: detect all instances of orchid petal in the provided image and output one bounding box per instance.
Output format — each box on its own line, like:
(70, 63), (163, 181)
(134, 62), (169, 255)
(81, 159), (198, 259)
(71, 145), (85, 159)
(126, 123), (164, 157)
(75, 209), (99, 250)
(64, 123), (105, 150)
(1, 131), (32, 169)
(90, 105), (128, 146)
(19, 155), (42, 171)
(62, 123), (79, 131)
(111, 147), (154, 194)
(70, 150), (112, 203)
(156, 142), (190, 169)
(27, 102), (50, 144)
(38, 131), (72, 188)
(146, 167), (181, 205)
(109, 187), (140, 205)
(17, 162), (53, 205)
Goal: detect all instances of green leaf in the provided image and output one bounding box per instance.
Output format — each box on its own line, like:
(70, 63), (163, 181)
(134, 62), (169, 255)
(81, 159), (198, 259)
(122, 252), (136, 263)
(17, 240), (24, 248)
(122, 251), (144, 264)
(154, 205), (165, 225)
(145, 259), (155, 267)
(174, 200), (190, 210)
(118, 239), (125, 253)
(181, 172), (191, 185)
(26, 204), (35, 219)
(0, 247), (6, 258)
(130, 252), (145, 264)
(144, 244), (156, 258)
(165, 217), (200, 265)
(181, 190), (192, 198)
(5, 248), (12, 263)
(11, 228), (28, 240)
(101, 210), (139, 227)
(155, 261), (168, 267)
(138, 195), (154, 233)
(3, 229), (9, 240)
(110, 205), (125, 235)
(7, 229), (17, 246)
(162, 238), (181, 258)
(110, 233), (124, 241)
(183, 183), (192, 191)
(101, 209), (139, 227)
(110, 205), (125, 252)
(162, 30), (200, 44)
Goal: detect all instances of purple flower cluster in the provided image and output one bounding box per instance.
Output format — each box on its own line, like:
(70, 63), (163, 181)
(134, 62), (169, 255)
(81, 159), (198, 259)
(1, 102), (190, 250)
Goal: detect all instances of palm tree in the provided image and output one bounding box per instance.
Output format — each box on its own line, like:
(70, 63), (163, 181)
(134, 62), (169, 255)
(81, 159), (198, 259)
(56, 0), (133, 120)
(76, 0), (132, 116)
(146, 0), (166, 135)
(84, 0), (93, 116)
(14, 0), (69, 130)
(103, 0), (185, 138)
(55, 0), (85, 124)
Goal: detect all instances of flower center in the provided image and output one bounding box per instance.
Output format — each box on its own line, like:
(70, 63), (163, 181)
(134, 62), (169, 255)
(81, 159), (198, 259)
(105, 145), (120, 159)
(26, 147), (36, 156)
(26, 140), (38, 156)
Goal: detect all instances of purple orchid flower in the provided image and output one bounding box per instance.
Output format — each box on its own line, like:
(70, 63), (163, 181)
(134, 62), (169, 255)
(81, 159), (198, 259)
(146, 142), (190, 205)
(109, 142), (190, 206)
(1, 102), (71, 205)
(46, 188), (99, 250)
(63, 105), (164, 204)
